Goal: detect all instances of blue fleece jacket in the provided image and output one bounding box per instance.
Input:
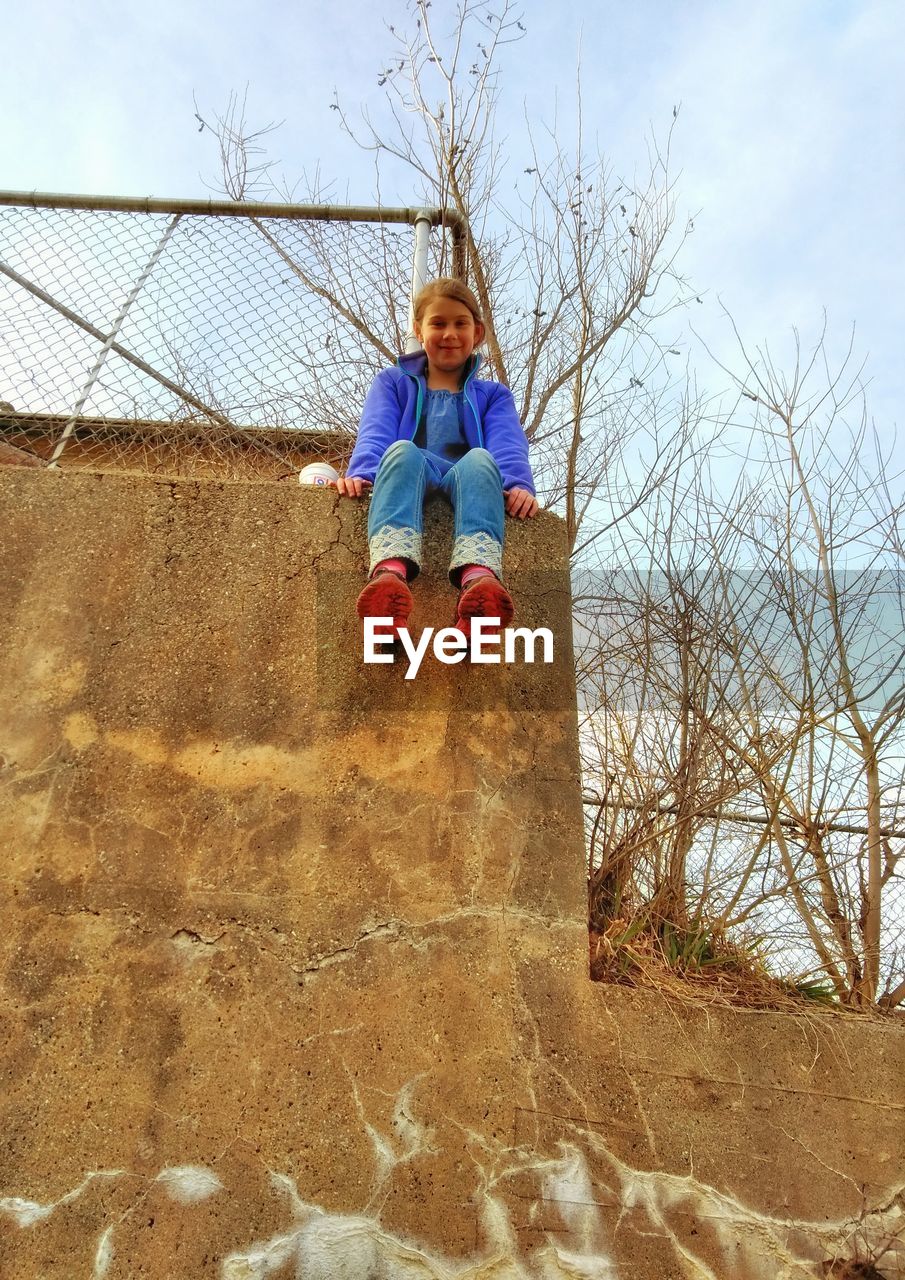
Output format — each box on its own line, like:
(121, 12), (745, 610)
(346, 351), (536, 496)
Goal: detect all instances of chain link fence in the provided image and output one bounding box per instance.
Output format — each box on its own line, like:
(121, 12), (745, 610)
(0, 193), (461, 479)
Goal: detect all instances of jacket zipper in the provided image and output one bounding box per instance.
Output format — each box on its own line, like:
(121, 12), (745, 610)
(397, 359), (424, 440)
(462, 360), (484, 448)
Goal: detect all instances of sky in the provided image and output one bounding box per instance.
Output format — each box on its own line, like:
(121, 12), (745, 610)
(2, 0), (903, 442)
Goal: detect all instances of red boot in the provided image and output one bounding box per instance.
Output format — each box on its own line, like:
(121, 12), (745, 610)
(356, 570), (414, 638)
(454, 574), (514, 641)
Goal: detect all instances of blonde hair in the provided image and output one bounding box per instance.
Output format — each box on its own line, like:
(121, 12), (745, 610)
(413, 277), (484, 325)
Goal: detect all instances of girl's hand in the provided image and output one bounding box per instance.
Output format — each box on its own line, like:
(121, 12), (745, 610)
(504, 488), (539, 519)
(333, 475), (373, 498)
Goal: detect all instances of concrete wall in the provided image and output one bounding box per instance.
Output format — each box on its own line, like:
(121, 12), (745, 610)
(1, 468), (902, 1279)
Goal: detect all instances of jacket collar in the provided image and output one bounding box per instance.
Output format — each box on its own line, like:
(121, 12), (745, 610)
(396, 350), (482, 383)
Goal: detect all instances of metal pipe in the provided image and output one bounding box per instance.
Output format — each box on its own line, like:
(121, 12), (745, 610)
(49, 213), (184, 467)
(0, 189), (468, 239)
(405, 210), (433, 354)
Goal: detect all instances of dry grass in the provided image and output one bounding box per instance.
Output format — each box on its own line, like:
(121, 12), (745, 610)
(588, 917), (898, 1018)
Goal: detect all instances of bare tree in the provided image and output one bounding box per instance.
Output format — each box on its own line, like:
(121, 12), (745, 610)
(583, 327), (905, 1008)
(721, 325), (905, 1006)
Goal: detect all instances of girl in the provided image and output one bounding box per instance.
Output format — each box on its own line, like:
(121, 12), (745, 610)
(334, 278), (538, 637)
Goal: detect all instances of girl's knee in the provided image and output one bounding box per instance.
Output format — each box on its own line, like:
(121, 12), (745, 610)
(460, 448), (501, 478)
(376, 438), (421, 475)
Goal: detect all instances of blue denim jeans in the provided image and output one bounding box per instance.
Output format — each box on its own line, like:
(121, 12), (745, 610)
(367, 440), (505, 582)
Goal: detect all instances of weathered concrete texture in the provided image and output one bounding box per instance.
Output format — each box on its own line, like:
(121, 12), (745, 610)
(1, 469), (903, 1280)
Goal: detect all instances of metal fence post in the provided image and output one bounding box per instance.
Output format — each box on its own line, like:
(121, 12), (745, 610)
(405, 210), (433, 354)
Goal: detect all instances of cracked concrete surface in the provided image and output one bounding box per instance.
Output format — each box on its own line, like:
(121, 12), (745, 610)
(1, 469), (903, 1279)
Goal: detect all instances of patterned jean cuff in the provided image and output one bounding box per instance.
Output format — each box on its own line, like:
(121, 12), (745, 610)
(449, 532), (503, 580)
(369, 524), (423, 577)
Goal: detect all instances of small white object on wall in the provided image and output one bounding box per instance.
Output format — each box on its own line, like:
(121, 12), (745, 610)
(298, 462), (340, 487)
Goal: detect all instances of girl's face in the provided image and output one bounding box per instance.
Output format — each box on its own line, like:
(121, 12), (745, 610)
(415, 297), (485, 379)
